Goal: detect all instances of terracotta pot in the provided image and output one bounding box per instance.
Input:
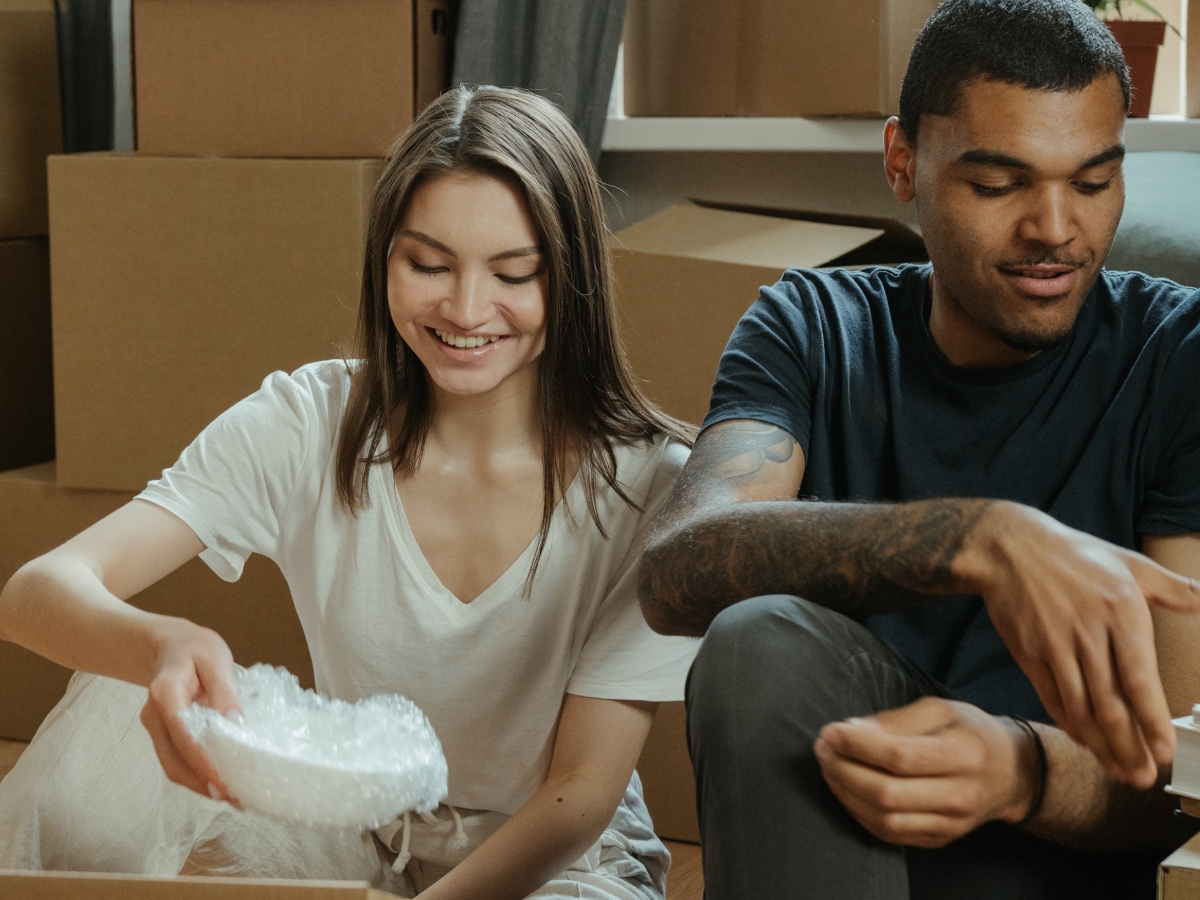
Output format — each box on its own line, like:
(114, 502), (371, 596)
(1105, 19), (1167, 118)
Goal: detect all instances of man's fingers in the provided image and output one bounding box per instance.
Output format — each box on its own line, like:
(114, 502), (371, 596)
(816, 739), (981, 816)
(819, 708), (973, 778)
(1110, 622), (1174, 771)
(1076, 631), (1152, 779)
(1136, 555), (1200, 614)
(1028, 654), (1119, 774)
(868, 696), (959, 737)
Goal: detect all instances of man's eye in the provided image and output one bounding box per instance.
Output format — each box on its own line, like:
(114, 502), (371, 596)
(1075, 180), (1112, 195)
(971, 183), (1015, 197)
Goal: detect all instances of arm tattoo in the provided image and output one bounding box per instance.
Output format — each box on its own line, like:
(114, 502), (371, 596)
(638, 422), (994, 636)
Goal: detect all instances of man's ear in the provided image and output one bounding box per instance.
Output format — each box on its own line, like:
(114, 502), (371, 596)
(884, 117), (917, 203)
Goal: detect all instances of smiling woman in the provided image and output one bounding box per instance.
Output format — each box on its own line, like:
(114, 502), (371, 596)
(0, 86), (698, 900)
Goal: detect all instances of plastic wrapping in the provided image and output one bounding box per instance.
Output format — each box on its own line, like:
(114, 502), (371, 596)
(180, 664), (448, 830)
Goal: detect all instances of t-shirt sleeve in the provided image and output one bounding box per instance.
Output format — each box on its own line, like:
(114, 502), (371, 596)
(136, 367), (324, 581)
(702, 272), (816, 453)
(566, 440), (701, 702)
(1139, 307), (1200, 535)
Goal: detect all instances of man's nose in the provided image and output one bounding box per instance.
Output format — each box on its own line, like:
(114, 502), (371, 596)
(1017, 184), (1076, 248)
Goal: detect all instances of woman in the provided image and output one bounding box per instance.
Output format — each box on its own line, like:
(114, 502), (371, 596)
(0, 86), (697, 898)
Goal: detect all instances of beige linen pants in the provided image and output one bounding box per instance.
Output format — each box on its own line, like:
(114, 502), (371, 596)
(0, 673), (663, 899)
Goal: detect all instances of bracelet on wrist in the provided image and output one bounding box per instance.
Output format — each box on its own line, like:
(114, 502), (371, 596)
(1010, 715), (1047, 827)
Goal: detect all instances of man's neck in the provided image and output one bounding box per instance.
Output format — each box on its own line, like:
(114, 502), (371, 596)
(926, 271), (1039, 370)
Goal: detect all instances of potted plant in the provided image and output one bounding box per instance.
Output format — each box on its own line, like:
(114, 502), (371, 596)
(1085, 0), (1181, 116)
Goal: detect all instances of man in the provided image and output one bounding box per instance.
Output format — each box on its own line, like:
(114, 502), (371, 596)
(637, 0), (1200, 896)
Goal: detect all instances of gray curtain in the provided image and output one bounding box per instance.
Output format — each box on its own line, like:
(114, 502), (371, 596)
(54, 0), (115, 152)
(451, 0), (625, 163)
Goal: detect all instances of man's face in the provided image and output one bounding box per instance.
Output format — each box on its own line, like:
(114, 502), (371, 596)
(888, 75), (1127, 367)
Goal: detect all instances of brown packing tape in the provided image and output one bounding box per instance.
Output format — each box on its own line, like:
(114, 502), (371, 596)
(637, 702), (699, 844)
(0, 238), (53, 472)
(48, 153), (382, 491)
(133, 0), (449, 158)
(0, 0), (62, 237)
(0, 463), (313, 742)
(0, 871), (394, 899)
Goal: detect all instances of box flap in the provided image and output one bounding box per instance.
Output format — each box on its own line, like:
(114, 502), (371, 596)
(692, 198), (927, 265)
(612, 203), (884, 270)
(0, 870), (392, 897)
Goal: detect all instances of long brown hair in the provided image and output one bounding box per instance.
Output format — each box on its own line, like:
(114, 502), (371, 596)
(336, 85), (691, 581)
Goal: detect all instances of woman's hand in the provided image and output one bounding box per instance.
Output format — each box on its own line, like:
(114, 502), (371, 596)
(417, 694), (656, 900)
(140, 618), (242, 804)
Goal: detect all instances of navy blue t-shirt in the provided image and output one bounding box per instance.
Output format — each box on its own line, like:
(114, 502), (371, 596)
(704, 264), (1200, 722)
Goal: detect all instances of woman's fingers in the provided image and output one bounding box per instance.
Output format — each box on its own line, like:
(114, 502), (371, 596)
(139, 700), (210, 796)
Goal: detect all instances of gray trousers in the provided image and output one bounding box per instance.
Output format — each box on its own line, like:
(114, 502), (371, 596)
(686, 595), (1159, 900)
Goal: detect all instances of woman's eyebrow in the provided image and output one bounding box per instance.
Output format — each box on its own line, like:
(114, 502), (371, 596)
(395, 231), (540, 263)
(398, 229), (456, 256)
(488, 246), (541, 262)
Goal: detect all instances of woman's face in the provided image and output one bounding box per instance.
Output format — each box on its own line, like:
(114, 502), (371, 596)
(387, 170), (548, 401)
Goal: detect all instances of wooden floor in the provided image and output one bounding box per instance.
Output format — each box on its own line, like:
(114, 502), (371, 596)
(664, 840), (704, 899)
(0, 738), (704, 897)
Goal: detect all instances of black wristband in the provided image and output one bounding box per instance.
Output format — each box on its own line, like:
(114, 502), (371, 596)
(1010, 716), (1047, 827)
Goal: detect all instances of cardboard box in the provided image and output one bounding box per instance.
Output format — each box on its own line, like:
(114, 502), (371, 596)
(612, 202), (924, 426)
(0, 871), (392, 898)
(623, 0), (939, 117)
(637, 701), (699, 844)
(0, 0), (63, 237)
(0, 462), (314, 741)
(1161, 831), (1200, 898)
(134, 0), (450, 158)
(48, 153), (382, 490)
(0, 238), (54, 472)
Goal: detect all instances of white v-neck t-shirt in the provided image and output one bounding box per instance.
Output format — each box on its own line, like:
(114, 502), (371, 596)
(138, 360), (699, 815)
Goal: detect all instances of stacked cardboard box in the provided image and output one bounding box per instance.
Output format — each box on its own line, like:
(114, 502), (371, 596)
(0, 0), (60, 473)
(623, 0), (940, 117)
(1, 1), (447, 753)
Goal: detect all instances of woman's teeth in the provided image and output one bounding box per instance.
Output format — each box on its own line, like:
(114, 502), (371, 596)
(434, 329), (501, 349)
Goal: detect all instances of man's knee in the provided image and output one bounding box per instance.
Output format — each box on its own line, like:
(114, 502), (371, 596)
(688, 595), (862, 700)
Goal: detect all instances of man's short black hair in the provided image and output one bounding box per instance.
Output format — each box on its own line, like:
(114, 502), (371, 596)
(898, 0), (1131, 141)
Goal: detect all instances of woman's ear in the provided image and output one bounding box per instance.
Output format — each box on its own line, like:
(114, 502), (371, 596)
(883, 117), (917, 204)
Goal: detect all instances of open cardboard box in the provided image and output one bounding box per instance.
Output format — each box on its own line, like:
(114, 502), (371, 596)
(1161, 829), (1200, 898)
(0, 871), (393, 898)
(611, 201), (925, 426)
(134, 0), (450, 157)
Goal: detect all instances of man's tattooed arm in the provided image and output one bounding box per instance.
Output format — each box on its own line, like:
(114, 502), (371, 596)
(638, 419), (993, 636)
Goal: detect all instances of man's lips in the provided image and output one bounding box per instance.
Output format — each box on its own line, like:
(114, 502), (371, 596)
(999, 265), (1079, 298)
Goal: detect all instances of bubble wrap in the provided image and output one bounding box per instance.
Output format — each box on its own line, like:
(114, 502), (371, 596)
(179, 664), (448, 830)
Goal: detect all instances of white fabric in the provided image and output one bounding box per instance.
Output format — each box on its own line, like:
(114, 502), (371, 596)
(137, 360), (698, 816)
(0, 673), (660, 899)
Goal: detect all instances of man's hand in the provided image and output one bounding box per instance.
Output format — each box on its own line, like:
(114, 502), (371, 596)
(814, 697), (1035, 849)
(959, 502), (1200, 788)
